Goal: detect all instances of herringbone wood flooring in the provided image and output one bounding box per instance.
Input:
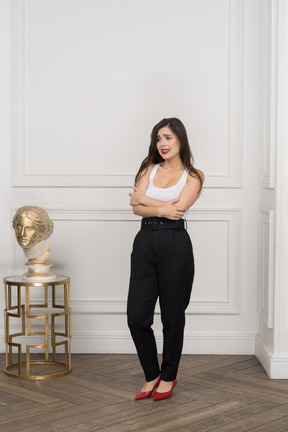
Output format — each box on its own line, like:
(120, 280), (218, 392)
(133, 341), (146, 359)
(0, 354), (288, 431)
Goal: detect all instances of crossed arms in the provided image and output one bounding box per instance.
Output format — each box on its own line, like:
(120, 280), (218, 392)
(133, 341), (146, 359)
(129, 165), (204, 221)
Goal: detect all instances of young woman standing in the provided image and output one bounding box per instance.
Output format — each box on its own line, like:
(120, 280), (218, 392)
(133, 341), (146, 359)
(127, 118), (204, 400)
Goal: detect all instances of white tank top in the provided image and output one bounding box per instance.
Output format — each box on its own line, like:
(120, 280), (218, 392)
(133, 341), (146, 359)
(145, 164), (189, 219)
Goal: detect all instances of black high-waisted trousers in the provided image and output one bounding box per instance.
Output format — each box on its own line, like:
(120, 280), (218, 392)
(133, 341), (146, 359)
(127, 217), (194, 382)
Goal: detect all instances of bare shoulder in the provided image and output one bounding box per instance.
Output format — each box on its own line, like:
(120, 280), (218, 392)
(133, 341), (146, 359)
(187, 169), (205, 184)
(136, 164), (154, 190)
(147, 164), (155, 174)
(140, 164), (154, 180)
(197, 169), (205, 182)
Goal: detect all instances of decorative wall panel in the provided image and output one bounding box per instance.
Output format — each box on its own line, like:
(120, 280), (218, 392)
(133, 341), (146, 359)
(259, 210), (275, 328)
(260, 0), (277, 188)
(13, 207), (240, 315)
(12, 0), (243, 188)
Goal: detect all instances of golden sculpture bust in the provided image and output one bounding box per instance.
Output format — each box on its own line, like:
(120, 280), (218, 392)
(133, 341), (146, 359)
(12, 206), (56, 279)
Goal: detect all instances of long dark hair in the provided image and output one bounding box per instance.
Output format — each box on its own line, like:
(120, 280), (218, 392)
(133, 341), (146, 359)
(135, 117), (203, 190)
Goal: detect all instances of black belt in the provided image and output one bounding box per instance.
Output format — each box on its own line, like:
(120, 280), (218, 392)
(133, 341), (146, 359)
(141, 217), (186, 231)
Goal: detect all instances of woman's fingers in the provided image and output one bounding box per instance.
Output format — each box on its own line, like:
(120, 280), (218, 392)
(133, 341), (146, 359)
(175, 209), (185, 215)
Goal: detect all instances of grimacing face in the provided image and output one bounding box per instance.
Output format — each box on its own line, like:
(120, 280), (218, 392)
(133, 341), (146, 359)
(156, 126), (181, 160)
(14, 215), (42, 248)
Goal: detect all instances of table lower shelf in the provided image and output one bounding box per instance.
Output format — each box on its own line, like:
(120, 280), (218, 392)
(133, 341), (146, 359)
(5, 358), (72, 380)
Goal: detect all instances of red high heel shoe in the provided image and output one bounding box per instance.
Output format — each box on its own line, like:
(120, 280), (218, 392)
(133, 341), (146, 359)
(134, 376), (161, 400)
(153, 379), (177, 401)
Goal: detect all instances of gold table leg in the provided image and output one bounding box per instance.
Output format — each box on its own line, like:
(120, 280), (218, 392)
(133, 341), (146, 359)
(3, 277), (71, 380)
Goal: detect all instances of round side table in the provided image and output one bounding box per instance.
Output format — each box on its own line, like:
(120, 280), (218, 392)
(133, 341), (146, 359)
(3, 275), (71, 380)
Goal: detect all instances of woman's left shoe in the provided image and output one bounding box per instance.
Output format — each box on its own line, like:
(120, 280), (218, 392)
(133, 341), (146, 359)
(134, 376), (161, 400)
(153, 379), (177, 401)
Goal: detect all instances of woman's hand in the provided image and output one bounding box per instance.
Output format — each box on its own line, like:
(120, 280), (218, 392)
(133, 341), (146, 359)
(129, 187), (145, 206)
(158, 200), (186, 220)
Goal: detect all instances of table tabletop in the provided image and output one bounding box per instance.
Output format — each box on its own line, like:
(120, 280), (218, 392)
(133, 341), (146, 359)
(3, 275), (70, 285)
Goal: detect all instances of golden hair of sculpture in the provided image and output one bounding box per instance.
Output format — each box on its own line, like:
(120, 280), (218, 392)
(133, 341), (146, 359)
(12, 206), (56, 280)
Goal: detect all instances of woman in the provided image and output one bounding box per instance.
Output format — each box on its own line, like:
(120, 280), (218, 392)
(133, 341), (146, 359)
(127, 117), (204, 401)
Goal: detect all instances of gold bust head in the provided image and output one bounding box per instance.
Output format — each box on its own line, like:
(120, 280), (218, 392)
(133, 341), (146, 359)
(12, 206), (54, 264)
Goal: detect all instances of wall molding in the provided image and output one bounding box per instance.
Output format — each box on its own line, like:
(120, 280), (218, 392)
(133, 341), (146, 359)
(259, 209), (275, 329)
(0, 331), (256, 355)
(11, 0), (243, 188)
(12, 206), (241, 315)
(255, 334), (288, 379)
(260, 0), (277, 188)
(71, 330), (255, 354)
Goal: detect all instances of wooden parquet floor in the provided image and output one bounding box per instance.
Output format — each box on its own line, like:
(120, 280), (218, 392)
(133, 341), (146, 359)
(0, 354), (288, 431)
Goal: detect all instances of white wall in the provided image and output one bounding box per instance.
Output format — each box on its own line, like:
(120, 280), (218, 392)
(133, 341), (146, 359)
(256, 0), (288, 378)
(0, 0), (262, 355)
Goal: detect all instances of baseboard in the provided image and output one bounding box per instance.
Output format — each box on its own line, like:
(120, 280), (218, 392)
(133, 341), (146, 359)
(182, 332), (256, 355)
(0, 331), (256, 355)
(70, 331), (256, 355)
(255, 334), (288, 379)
